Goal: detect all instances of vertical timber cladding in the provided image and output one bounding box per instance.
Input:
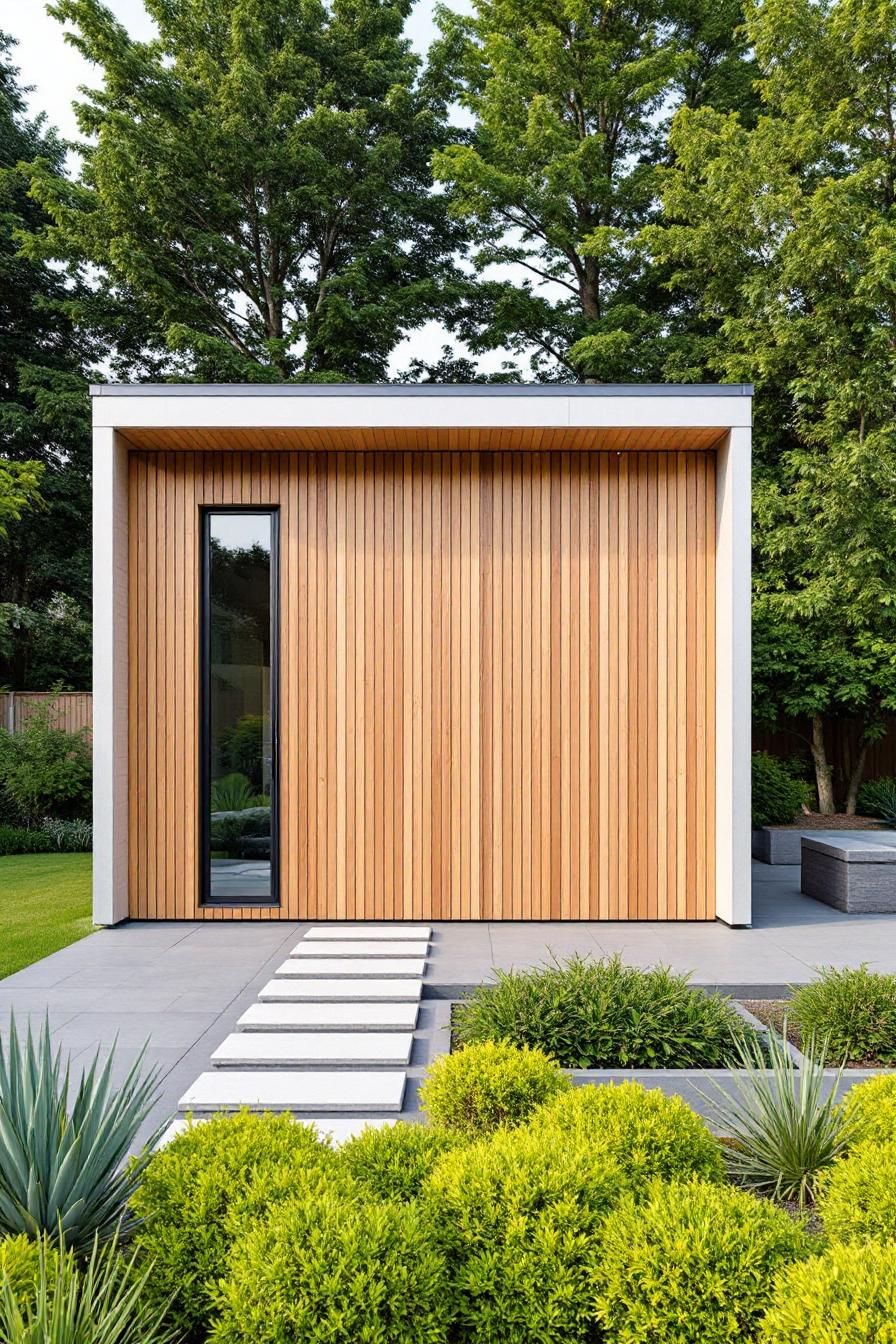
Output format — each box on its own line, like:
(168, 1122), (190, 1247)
(128, 447), (716, 921)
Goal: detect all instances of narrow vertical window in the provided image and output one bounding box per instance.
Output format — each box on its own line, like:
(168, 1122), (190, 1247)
(201, 509), (278, 905)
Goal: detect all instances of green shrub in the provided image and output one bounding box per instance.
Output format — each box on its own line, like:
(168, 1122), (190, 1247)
(131, 1111), (337, 1339)
(0, 1233), (177, 1344)
(790, 964), (896, 1064)
(0, 703), (91, 824)
(0, 825), (49, 856)
(700, 1024), (851, 1207)
(760, 1240), (896, 1343)
(752, 752), (812, 828)
(0, 1236), (49, 1315)
(218, 714), (266, 787)
(211, 1188), (451, 1344)
(422, 1125), (628, 1344)
(337, 1122), (462, 1201)
(856, 775), (896, 825)
(420, 1041), (570, 1137)
(210, 772), (257, 812)
(817, 1138), (896, 1243)
(0, 1016), (160, 1252)
(841, 1073), (896, 1144)
(593, 1179), (812, 1344)
(528, 1081), (725, 1184)
(452, 955), (751, 1068)
(39, 817), (92, 851)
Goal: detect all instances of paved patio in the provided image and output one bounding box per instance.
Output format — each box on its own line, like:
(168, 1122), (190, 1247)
(2, 860), (895, 1143)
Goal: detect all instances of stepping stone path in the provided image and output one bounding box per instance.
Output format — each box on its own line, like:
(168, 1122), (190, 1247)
(173, 924), (432, 1145)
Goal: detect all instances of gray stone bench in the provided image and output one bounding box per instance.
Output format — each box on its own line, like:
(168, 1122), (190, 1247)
(754, 826), (896, 865)
(801, 836), (896, 913)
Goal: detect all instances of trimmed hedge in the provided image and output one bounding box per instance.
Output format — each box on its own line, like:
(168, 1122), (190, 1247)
(422, 1125), (628, 1344)
(337, 1122), (462, 1202)
(592, 1179), (812, 1344)
(760, 1241), (896, 1342)
(841, 1073), (896, 1145)
(528, 1081), (725, 1185)
(420, 1041), (570, 1137)
(130, 1112), (338, 1338)
(790, 965), (896, 1064)
(0, 820), (92, 856)
(211, 1188), (452, 1344)
(818, 1138), (896, 1244)
(752, 752), (812, 828)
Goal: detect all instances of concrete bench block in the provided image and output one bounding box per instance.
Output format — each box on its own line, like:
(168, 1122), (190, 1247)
(178, 1069), (407, 1113)
(802, 836), (896, 913)
(304, 926), (432, 941)
(258, 978), (422, 1002)
(211, 1032), (414, 1067)
(290, 941), (430, 959)
(238, 1002), (420, 1032)
(274, 958), (426, 979)
(754, 826), (896, 865)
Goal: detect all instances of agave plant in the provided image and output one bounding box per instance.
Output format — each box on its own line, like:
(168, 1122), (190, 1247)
(0, 1231), (178, 1343)
(699, 1021), (853, 1208)
(0, 1016), (163, 1251)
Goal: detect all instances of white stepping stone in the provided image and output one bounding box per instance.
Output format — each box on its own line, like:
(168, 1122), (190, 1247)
(290, 940), (429, 959)
(179, 1070), (406, 1113)
(258, 978), (422, 1003)
(238, 1002), (419, 1032)
(211, 1032), (414, 1067)
(304, 925), (432, 941)
(274, 958), (426, 979)
(158, 1114), (396, 1149)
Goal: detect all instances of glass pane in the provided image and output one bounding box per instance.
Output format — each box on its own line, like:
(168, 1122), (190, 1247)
(206, 512), (275, 903)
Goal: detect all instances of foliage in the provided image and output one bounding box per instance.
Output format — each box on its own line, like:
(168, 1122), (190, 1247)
(790, 965), (896, 1065)
(0, 703), (91, 824)
(420, 1040), (570, 1137)
(699, 1024), (851, 1207)
(38, 817), (92, 852)
(0, 1236), (49, 1315)
(217, 715), (265, 789)
(751, 752), (812, 827)
(430, 0), (756, 379)
(131, 1111), (337, 1339)
(452, 955), (751, 1068)
(210, 773), (259, 813)
(759, 1240), (896, 1343)
(0, 460), (43, 540)
(211, 1187), (452, 1344)
(422, 1125), (628, 1344)
(28, 0), (464, 383)
(0, 1233), (178, 1344)
(856, 776), (896, 825)
(817, 1138), (896, 1244)
(0, 853), (92, 980)
(336, 1122), (462, 1202)
(592, 1178), (812, 1344)
(528, 1081), (725, 1185)
(0, 825), (51, 856)
(0, 595), (92, 693)
(841, 1073), (896, 1145)
(0, 1016), (160, 1252)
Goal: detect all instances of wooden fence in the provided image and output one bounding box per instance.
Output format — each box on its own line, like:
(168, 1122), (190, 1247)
(0, 692), (93, 736)
(754, 715), (896, 791)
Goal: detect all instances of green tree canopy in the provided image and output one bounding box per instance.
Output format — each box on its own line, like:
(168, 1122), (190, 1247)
(26, 0), (465, 382)
(646, 0), (896, 810)
(429, 0), (756, 380)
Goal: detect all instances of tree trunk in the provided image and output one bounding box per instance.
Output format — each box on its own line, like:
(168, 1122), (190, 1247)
(810, 714), (836, 814)
(844, 740), (869, 815)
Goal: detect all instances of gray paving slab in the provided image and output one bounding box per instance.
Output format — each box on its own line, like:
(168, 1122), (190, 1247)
(238, 1002), (420, 1031)
(211, 1032), (414, 1067)
(258, 978), (423, 1002)
(178, 1069), (407, 1113)
(289, 940), (430, 959)
(273, 958), (426, 979)
(304, 925), (432, 940)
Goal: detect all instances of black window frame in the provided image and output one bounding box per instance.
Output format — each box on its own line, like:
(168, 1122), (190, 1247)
(199, 505), (280, 908)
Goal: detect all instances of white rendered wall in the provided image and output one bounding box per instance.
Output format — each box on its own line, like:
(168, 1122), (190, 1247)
(92, 428), (129, 925)
(715, 426), (752, 925)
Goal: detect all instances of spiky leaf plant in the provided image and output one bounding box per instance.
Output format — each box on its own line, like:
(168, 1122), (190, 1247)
(0, 1231), (177, 1343)
(699, 1023), (852, 1208)
(0, 1016), (162, 1251)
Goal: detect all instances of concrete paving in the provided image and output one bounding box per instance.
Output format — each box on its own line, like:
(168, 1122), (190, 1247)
(3, 860), (896, 1143)
(179, 1069), (407, 1112)
(210, 1031), (415, 1067)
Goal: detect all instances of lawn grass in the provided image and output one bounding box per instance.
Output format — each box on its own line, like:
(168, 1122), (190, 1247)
(0, 852), (93, 980)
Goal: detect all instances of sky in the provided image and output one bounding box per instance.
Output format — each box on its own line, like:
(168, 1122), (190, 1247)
(6, 0), (511, 376)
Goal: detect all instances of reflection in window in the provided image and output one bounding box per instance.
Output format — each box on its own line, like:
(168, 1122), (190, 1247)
(204, 511), (276, 904)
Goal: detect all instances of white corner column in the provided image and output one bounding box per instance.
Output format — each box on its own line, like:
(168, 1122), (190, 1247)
(715, 425), (752, 926)
(92, 426), (129, 926)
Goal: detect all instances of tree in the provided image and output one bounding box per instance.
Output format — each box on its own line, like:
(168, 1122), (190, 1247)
(0, 32), (94, 690)
(429, 0), (756, 380)
(646, 0), (896, 811)
(26, 0), (465, 383)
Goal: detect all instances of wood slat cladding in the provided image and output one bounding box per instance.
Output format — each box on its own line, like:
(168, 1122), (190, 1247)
(128, 448), (716, 920)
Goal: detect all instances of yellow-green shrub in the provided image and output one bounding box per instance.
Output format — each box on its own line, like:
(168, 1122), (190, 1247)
(420, 1041), (570, 1137)
(131, 1111), (338, 1338)
(818, 1138), (896, 1243)
(528, 1081), (725, 1185)
(422, 1125), (628, 1343)
(760, 1241), (896, 1342)
(841, 1073), (896, 1145)
(0, 1236), (49, 1314)
(593, 1179), (811, 1344)
(337, 1122), (462, 1201)
(211, 1187), (452, 1344)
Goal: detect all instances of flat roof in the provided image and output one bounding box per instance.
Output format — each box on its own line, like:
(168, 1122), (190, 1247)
(91, 382), (753, 398)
